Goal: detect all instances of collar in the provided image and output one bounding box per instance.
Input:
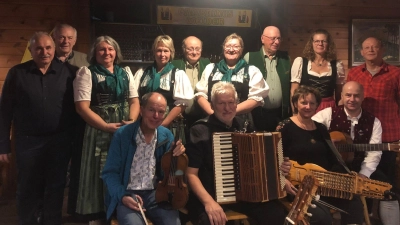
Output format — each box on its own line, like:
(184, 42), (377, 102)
(361, 61), (389, 74)
(262, 47), (276, 59)
(185, 60), (199, 69)
(28, 59), (58, 74)
(344, 107), (362, 125)
(55, 51), (75, 63)
(137, 125), (157, 145)
(208, 114), (241, 131)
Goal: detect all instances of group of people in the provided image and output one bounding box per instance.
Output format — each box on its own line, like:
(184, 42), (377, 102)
(0, 22), (399, 225)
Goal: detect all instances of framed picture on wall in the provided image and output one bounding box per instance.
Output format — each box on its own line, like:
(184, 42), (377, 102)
(351, 19), (400, 66)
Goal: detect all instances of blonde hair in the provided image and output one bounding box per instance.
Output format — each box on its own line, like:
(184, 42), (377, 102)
(152, 35), (175, 61)
(222, 33), (244, 56)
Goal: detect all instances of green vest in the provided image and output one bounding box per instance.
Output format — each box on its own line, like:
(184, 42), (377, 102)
(171, 57), (211, 80)
(248, 48), (292, 118)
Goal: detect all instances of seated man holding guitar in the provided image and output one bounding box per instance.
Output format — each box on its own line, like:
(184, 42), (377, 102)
(312, 81), (399, 225)
(186, 82), (290, 225)
(102, 92), (186, 225)
(277, 85), (365, 225)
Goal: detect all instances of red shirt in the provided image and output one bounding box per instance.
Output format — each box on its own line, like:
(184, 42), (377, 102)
(347, 62), (400, 142)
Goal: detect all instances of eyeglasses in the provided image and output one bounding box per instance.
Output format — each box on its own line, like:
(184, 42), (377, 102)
(313, 40), (328, 45)
(262, 35), (282, 42)
(185, 47), (202, 53)
(224, 45), (241, 51)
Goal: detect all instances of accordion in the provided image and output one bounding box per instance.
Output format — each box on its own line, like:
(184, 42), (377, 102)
(212, 132), (286, 203)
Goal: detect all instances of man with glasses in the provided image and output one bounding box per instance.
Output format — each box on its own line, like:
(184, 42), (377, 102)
(172, 36), (211, 130)
(347, 37), (400, 225)
(244, 26), (292, 131)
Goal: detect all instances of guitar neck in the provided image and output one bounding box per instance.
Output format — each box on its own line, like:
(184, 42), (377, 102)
(289, 161), (392, 200)
(335, 143), (388, 152)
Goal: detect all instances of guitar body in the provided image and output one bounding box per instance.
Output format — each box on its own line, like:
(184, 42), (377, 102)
(330, 131), (354, 163)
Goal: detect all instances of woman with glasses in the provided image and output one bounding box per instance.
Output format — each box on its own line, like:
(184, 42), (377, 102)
(290, 29), (345, 112)
(195, 33), (269, 123)
(132, 35), (193, 129)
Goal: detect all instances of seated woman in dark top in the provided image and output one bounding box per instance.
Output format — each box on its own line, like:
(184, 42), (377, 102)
(277, 85), (364, 225)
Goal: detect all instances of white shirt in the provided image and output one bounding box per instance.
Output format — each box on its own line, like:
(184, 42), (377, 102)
(127, 127), (157, 190)
(73, 66), (137, 102)
(312, 107), (382, 177)
(133, 67), (194, 106)
(291, 57), (346, 84)
(195, 63), (269, 104)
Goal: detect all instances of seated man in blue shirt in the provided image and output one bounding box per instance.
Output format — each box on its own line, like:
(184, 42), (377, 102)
(102, 92), (186, 225)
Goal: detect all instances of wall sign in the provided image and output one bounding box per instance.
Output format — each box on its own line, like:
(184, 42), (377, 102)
(157, 6), (252, 27)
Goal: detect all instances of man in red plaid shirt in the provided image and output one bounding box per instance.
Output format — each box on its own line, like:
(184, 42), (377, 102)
(347, 36), (400, 225)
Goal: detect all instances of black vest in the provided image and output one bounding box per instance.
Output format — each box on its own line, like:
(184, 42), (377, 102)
(329, 106), (375, 171)
(300, 57), (337, 98)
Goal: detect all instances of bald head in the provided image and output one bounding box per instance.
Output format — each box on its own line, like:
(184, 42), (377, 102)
(341, 81), (364, 115)
(261, 26), (281, 55)
(182, 36), (202, 65)
(342, 81), (364, 96)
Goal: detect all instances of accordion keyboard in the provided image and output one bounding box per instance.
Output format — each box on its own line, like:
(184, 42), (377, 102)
(213, 132), (237, 203)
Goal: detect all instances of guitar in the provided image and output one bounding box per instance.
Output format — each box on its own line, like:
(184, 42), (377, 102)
(330, 131), (400, 163)
(286, 175), (319, 225)
(288, 160), (392, 200)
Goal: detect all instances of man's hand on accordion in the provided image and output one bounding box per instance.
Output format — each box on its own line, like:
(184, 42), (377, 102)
(204, 200), (228, 225)
(280, 157), (291, 177)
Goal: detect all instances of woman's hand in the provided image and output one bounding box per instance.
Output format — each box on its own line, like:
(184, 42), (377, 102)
(104, 122), (123, 133)
(172, 140), (185, 156)
(121, 120), (135, 125)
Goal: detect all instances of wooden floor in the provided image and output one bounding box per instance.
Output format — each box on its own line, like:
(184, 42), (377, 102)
(0, 193), (87, 225)
(0, 193), (388, 225)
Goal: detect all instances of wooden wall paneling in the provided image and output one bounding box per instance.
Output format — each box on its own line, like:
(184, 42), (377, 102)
(0, 43), (27, 56)
(288, 27), (348, 39)
(0, 4), (69, 19)
(287, 5), (350, 17)
(0, 56), (23, 68)
(0, 16), (62, 30)
(0, 0), (72, 5)
(288, 17), (348, 28)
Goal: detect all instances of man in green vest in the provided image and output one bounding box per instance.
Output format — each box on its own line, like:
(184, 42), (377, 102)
(244, 26), (292, 131)
(52, 24), (89, 68)
(172, 36), (210, 128)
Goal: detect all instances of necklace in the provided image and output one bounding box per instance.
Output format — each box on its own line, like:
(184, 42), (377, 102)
(314, 59), (325, 67)
(296, 115), (317, 144)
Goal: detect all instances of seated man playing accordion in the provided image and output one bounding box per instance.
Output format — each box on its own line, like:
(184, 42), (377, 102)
(186, 82), (290, 225)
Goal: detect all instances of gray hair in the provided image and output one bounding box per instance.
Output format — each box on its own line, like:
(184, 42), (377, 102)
(210, 82), (238, 104)
(181, 36), (203, 52)
(29, 32), (54, 48)
(152, 35), (175, 61)
(52, 24), (77, 39)
(88, 36), (123, 65)
(141, 92), (167, 107)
